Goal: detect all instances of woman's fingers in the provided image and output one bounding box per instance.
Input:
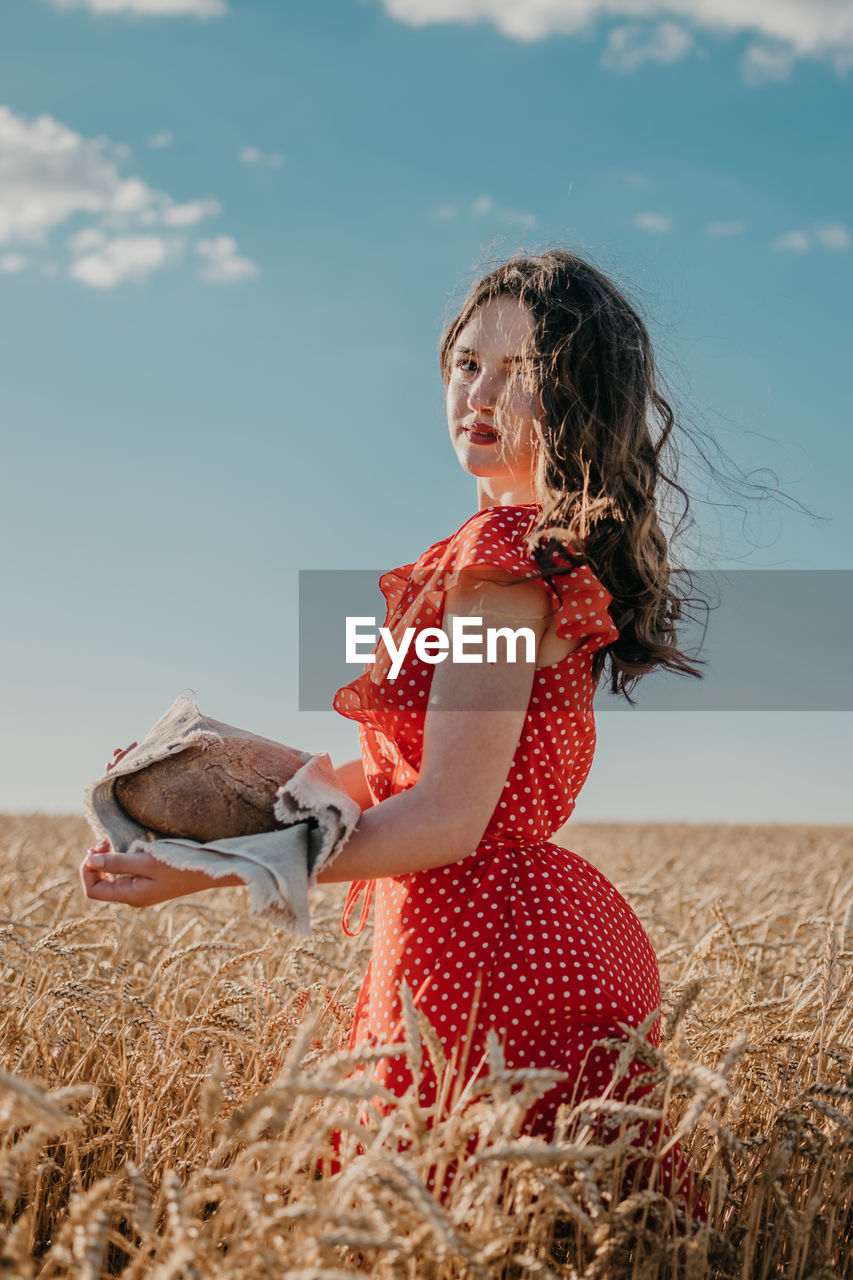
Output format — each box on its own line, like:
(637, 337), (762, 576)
(81, 844), (158, 902)
(84, 848), (156, 877)
(105, 742), (138, 771)
(80, 845), (245, 907)
(80, 857), (102, 893)
(79, 847), (163, 906)
(80, 841), (113, 892)
(81, 865), (152, 905)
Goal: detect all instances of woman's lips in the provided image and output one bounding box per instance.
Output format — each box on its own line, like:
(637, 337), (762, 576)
(464, 424), (499, 445)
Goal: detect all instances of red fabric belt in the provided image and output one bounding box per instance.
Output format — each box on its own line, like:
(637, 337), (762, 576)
(342, 879), (374, 937)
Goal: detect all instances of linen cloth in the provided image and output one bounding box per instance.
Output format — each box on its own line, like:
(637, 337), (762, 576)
(84, 695), (361, 934)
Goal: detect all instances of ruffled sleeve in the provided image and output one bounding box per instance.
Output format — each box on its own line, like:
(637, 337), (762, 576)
(332, 505), (619, 733)
(538, 555), (620, 657)
(421, 505), (619, 658)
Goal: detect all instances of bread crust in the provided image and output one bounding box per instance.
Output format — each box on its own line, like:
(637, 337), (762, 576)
(114, 737), (308, 840)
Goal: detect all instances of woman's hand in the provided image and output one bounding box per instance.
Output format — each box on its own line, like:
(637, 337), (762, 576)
(333, 757), (376, 811)
(80, 838), (245, 908)
(105, 743), (138, 771)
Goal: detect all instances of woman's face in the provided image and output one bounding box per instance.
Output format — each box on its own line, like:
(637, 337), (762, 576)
(445, 296), (543, 505)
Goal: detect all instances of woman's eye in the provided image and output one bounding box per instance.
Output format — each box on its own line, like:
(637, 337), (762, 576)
(455, 357), (477, 373)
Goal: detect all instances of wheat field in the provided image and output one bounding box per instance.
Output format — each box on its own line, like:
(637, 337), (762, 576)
(1, 814), (851, 1279)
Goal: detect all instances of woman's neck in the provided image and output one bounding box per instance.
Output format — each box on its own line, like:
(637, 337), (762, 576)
(476, 477), (539, 510)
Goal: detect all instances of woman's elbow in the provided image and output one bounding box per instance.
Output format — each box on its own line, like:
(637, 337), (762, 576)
(334, 758), (375, 811)
(410, 780), (493, 865)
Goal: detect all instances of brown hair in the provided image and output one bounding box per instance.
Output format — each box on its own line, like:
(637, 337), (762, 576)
(439, 249), (715, 702)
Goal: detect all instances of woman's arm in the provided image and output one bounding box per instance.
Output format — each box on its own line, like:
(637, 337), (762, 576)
(80, 571), (551, 904)
(334, 756), (376, 811)
(315, 570), (549, 883)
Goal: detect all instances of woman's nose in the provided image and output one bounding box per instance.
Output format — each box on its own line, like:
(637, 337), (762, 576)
(467, 368), (500, 410)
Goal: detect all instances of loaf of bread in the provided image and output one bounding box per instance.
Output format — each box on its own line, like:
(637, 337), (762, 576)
(114, 733), (309, 841)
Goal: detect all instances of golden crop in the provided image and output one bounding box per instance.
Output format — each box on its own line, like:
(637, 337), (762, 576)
(1, 815), (851, 1278)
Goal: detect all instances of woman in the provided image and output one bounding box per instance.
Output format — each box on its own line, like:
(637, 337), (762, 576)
(82, 250), (708, 1216)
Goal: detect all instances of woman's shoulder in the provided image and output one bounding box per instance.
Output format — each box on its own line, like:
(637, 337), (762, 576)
(398, 503), (595, 601)
(442, 503), (588, 574)
(438, 505), (619, 652)
(454, 502), (540, 537)
(438, 503), (540, 559)
(401, 505), (533, 583)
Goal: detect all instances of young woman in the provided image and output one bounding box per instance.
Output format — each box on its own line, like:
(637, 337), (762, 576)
(82, 250), (710, 1216)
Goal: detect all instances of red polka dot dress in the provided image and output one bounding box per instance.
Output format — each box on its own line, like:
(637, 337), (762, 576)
(333, 504), (705, 1216)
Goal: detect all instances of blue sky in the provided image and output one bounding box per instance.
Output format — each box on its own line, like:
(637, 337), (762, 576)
(1, 0), (850, 822)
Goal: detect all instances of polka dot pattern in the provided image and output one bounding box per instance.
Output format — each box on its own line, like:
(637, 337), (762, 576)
(332, 504), (704, 1214)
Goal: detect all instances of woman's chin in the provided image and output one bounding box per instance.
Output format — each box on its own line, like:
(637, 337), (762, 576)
(453, 447), (502, 479)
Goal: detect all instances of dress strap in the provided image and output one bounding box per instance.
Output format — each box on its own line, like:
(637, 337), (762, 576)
(342, 879), (375, 936)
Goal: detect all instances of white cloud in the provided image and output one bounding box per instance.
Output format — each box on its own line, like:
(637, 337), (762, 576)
(160, 197), (221, 227)
(604, 20), (693, 71)
(110, 176), (157, 214)
(69, 234), (179, 288)
(741, 42), (795, 84)
(146, 130), (174, 149)
(0, 253), (28, 272)
(378, 1), (853, 75)
(0, 105), (219, 243)
(0, 104), (231, 286)
(772, 230), (811, 252)
(771, 223), (850, 253)
(0, 105), (122, 244)
(239, 146), (285, 169)
(68, 226), (107, 253)
(706, 220), (746, 236)
(430, 193), (538, 230)
(634, 210), (673, 233)
(815, 222), (849, 249)
(195, 236), (258, 283)
(49, 0), (226, 16)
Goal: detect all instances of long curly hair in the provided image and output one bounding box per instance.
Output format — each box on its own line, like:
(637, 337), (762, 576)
(439, 249), (708, 702)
